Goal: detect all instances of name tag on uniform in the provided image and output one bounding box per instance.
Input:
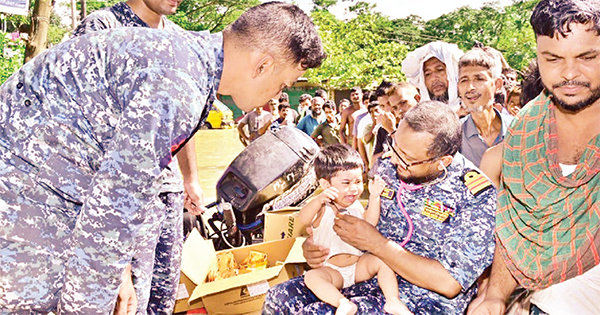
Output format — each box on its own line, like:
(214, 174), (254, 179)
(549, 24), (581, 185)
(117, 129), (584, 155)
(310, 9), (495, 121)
(381, 187), (395, 200)
(421, 199), (455, 223)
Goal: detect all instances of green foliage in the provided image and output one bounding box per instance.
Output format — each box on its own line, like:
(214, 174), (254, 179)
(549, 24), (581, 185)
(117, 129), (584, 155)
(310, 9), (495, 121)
(305, 5), (408, 90)
(169, 0), (259, 32)
(306, 0), (537, 89)
(47, 23), (69, 45)
(386, 15), (429, 52)
(0, 31), (25, 83)
(1, 14), (29, 33)
(313, 0), (338, 10)
(78, 0), (121, 15)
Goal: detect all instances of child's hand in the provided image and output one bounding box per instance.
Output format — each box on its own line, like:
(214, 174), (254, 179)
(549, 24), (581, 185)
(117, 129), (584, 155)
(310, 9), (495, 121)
(368, 175), (386, 197)
(318, 187), (339, 205)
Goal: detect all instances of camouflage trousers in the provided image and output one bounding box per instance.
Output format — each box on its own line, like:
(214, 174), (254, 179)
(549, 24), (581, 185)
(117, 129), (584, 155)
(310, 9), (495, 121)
(261, 277), (386, 314)
(0, 190), (182, 315)
(132, 191), (183, 315)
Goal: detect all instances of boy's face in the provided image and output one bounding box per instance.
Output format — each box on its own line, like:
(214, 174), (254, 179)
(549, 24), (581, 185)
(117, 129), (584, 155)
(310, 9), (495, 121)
(369, 105), (384, 120)
(280, 107), (289, 119)
(507, 94), (521, 116)
(328, 168), (364, 208)
(324, 107), (335, 122)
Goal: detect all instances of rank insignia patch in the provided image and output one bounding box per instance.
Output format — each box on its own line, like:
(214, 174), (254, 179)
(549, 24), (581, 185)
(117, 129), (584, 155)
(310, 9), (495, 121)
(421, 199), (455, 223)
(462, 170), (493, 196)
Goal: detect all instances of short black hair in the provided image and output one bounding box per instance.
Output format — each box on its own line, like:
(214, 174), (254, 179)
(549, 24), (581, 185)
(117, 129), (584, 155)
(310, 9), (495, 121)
(531, 0), (600, 38)
(375, 80), (393, 97)
(278, 102), (290, 112)
(314, 88), (327, 98)
(314, 144), (364, 181)
(279, 92), (289, 103)
(322, 101), (334, 111)
(367, 101), (382, 114)
(363, 90), (376, 103)
(323, 100), (335, 110)
(350, 86), (362, 93)
(521, 59), (544, 106)
(226, 1), (327, 69)
(507, 85), (522, 108)
(299, 93), (312, 103)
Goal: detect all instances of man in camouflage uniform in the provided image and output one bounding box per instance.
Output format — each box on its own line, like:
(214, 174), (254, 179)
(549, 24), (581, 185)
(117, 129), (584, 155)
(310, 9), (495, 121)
(72, 0), (201, 314)
(0, 2), (325, 314)
(263, 101), (496, 315)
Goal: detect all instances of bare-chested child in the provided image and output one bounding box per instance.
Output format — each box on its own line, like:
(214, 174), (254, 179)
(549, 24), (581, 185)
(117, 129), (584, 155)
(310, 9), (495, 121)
(299, 144), (412, 315)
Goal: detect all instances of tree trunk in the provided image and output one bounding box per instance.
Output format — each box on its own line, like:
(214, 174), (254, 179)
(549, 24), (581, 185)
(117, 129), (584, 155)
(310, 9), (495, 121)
(81, 0), (87, 20)
(71, 0), (77, 29)
(24, 0), (53, 63)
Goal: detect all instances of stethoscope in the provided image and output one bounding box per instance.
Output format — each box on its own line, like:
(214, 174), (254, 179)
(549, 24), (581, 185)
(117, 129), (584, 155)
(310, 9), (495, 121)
(395, 162), (448, 247)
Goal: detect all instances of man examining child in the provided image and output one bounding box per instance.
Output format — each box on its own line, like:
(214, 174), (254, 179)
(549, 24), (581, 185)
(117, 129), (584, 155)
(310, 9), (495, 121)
(263, 101), (497, 314)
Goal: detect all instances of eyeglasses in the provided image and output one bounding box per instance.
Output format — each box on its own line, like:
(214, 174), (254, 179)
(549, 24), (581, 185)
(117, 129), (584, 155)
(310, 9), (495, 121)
(385, 133), (437, 170)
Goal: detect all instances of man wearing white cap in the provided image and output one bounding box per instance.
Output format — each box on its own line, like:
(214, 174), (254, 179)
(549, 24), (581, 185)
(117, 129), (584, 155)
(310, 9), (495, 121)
(402, 41), (464, 111)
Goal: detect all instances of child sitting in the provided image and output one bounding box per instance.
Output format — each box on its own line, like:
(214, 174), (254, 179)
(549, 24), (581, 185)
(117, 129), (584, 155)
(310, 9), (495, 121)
(299, 144), (411, 315)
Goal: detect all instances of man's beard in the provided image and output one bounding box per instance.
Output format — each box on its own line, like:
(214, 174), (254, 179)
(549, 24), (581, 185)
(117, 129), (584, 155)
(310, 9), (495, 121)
(397, 169), (443, 185)
(429, 90), (449, 103)
(546, 80), (600, 113)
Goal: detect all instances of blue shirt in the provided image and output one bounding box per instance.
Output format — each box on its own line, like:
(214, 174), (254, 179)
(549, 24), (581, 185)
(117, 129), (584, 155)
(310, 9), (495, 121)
(376, 154), (496, 314)
(73, 2), (182, 35)
(296, 113), (325, 136)
(0, 27), (223, 313)
(262, 153), (497, 315)
(460, 108), (513, 167)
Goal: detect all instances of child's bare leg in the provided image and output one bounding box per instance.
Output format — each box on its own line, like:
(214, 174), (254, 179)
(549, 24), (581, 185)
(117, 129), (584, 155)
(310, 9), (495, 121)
(304, 267), (358, 315)
(355, 254), (413, 315)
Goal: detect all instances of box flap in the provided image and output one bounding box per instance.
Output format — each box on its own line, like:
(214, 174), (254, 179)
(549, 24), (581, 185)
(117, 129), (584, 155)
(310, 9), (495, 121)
(191, 264), (284, 299)
(268, 207), (301, 213)
(285, 237), (306, 264)
(181, 228), (216, 285)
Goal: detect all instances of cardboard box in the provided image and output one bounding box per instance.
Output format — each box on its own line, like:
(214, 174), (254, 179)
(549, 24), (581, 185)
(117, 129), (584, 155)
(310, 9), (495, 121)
(180, 229), (307, 315)
(174, 272), (205, 313)
(263, 207), (309, 242)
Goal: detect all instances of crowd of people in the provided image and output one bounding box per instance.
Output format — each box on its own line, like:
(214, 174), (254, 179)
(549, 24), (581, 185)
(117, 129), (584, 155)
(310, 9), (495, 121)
(0, 0), (599, 315)
(237, 39), (528, 177)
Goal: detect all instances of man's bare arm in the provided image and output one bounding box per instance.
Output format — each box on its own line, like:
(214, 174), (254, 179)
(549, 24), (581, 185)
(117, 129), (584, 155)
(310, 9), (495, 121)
(339, 111), (349, 144)
(467, 247), (518, 315)
(237, 121), (249, 144)
(176, 141), (206, 215)
(334, 215), (462, 298)
(479, 144), (503, 187)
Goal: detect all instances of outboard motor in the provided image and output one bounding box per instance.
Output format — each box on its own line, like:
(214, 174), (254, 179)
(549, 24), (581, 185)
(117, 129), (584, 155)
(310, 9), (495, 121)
(215, 126), (320, 244)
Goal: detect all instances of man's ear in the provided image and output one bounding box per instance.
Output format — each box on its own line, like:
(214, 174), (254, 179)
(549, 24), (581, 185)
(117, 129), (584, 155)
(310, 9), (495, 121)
(437, 155), (453, 171)
(318, 178), (330, 189)
(414, 93), (421, 102)
(252, 54), (275, 79)
(494, 77), (504, 93)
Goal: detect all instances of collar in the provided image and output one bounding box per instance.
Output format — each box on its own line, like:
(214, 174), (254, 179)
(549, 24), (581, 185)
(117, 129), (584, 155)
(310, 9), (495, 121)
(111, 2), (149, 27)
(464, 107), (512, 140)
